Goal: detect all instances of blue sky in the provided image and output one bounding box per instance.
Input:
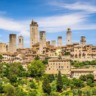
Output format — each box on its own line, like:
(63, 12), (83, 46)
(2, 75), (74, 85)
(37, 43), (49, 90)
(0, 0), (96, 47)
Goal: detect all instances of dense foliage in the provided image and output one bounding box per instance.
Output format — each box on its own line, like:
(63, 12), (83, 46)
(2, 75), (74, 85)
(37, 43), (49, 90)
(0, 59), (96, 96)
(71, 60), (96, 68)
(28, 60), (45, 77)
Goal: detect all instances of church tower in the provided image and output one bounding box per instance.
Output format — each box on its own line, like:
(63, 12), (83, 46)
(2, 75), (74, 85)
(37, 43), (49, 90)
(30, 20), (38, 48)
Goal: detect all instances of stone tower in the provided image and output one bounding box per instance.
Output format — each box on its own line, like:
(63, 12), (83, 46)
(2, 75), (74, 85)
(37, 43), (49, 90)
(18, 36), (24, 49)
(30, 20), (38, 48)
(9, 34), (16, 53)
(39, 31), (46, 54)
(80, 36), (86, 46)
(58, 36), (62, 47)
(66, 28), (72, 45)
(51, 40), (56, 47)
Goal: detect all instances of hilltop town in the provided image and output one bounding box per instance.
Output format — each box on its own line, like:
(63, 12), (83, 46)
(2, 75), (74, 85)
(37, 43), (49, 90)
(0, 20), (96, 79)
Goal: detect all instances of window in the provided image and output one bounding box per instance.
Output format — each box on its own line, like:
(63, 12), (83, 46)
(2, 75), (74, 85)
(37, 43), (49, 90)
(61, 66), (63, 69)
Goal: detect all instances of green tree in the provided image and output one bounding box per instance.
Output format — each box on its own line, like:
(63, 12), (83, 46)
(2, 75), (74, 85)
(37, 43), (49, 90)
(86, 74), (94, 83)
(56, 71), (63, 92)
(5, 62), (26, 83)
(4, 84), (15, 96)
(34, 55), (40, 60)
(0, 84), (4, 93)
(92, 88), (96, 95)
(28, 60), (45, 77)
(47, 74), (55, 83)
(28, 90), (37, 96)
(42, 57), (49, 65)
(62, 75), (70, 89)
(72, 78), (84, 88)
(15, 88), (27, 96)
(50, 92), (60, 96)
(87, 79), (93, 86)
(84, 91), (91, 96)
(0, 55), (3, 62)
(42, 76), (51, 95)
(78, 89), (82, 96)
(30, 80), (37, 89)
(64, 52), (70, 56)
(79, 75), (86, 81)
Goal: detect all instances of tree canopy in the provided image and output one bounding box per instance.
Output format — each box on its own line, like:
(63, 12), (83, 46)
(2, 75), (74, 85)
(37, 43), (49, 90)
(28, 60), (45, 77)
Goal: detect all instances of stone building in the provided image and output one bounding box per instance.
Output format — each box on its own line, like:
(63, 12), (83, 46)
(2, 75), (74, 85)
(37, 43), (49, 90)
(58, 36), (62, 47)
(71, 68), (94, 79)
(30, 20), (38, 48)
(39, 31), (46, 54)
(66, 28), (72, 45)
(9, 34), (16, 53)
(46, 58), (71, 76)
(18, 36), (24, 49)
(0, 42), (7, 53)
(51, 40), (56, 47)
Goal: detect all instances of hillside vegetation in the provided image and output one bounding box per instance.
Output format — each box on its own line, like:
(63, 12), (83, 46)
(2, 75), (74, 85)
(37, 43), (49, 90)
(0, 58), (96, 96)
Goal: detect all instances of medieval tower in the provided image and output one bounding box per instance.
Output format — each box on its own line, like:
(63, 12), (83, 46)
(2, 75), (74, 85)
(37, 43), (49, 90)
(18, 36), (24, 49)
(66, 28), (72, 45)
(9, 34), (16, 53)
(30, 20), (38, 48)
(39, 31), (46, 54)
(58, 36), (62, 47)
(80, 36), (86, 46)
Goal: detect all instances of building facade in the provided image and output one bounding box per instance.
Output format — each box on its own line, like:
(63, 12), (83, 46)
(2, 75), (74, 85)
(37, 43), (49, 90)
(46, 58), (71, 76)
(0, 43), (7, 53)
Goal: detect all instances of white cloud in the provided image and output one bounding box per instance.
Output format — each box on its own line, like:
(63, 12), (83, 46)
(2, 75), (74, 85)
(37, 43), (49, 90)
(0, 12), (96, 36)
(50, 1), (96, 13)
(0, 16), (30, 36)
(36, 13), (96, 33)
(38, 13), (86, 27)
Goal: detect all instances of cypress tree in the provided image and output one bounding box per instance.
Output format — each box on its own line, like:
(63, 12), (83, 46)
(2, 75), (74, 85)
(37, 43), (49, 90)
(56, 71), (63, 92)
(42, 77), (51, 95)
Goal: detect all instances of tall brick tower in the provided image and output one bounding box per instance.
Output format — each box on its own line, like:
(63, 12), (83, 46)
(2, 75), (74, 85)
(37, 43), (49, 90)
(39, 31), (46, 54)
(9, 34), (16, 53)
(18, 36), (24, 49)
(66, 28), (72, 45)
(58, 36), (62, 47)
(30, 20), (38, 48)
(80, 36), (86, 46)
